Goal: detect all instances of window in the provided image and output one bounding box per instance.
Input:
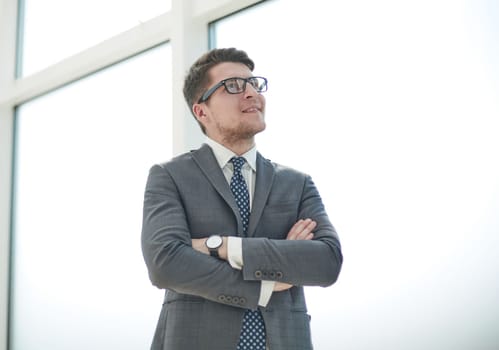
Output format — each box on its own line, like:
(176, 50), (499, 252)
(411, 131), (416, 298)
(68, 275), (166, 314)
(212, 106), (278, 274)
(10, 43), (170, 350)
(19, 0), (171, 76)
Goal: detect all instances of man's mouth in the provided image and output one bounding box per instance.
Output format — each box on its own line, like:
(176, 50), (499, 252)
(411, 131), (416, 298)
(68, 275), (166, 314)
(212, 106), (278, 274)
(242, 107), (260, 113)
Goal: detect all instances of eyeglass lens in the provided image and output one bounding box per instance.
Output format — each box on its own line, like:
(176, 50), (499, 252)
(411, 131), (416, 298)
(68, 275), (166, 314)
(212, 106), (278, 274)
(225, 77), (266, 93)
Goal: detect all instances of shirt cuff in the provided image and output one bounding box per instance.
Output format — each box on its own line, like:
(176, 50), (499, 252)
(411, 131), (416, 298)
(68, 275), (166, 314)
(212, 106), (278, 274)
(227, 237), (243, 270)
(258, 281), (275, 307)
(227, 237), (274, 306)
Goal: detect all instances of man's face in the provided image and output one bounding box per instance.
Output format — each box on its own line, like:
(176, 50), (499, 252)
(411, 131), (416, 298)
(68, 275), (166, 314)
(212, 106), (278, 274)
(194, 62), (266, 144)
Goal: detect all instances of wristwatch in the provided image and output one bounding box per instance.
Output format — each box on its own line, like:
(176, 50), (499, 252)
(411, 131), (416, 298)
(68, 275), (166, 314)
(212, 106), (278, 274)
(205, 235), (223, 258)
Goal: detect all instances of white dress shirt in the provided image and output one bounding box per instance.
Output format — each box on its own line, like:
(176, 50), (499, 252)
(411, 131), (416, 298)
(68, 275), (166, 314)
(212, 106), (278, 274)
(205, 137), (275, 307)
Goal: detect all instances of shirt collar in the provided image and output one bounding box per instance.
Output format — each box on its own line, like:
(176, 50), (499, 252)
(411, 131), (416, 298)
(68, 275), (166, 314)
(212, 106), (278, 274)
(205, 137), (257, 172)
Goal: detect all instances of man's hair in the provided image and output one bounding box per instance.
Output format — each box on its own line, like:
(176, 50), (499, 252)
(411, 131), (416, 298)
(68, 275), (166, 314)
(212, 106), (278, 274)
(183, 48), (255, 133)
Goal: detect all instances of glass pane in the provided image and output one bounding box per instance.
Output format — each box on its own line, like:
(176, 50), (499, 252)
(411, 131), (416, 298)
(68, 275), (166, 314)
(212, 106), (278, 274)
(10, 44), (170, 350)
(213, 1), (499, 349)
(20, 0), (171, 76)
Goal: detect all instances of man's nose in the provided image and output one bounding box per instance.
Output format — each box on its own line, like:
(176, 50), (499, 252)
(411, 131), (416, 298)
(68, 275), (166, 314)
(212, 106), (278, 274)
(243, 83), (258, 98)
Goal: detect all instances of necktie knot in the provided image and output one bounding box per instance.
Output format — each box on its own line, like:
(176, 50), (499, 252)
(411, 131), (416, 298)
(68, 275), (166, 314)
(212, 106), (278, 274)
(230, 156), (246, 174)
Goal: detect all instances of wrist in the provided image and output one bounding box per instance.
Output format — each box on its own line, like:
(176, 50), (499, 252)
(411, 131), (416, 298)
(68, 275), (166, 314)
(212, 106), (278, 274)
(219, 236), (228, 260)
(205, 235), (223, 258)
(205, 235), (228, 260)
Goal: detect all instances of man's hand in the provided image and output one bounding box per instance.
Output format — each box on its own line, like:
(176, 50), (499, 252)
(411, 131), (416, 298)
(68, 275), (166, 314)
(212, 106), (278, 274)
(273, 282), (294, 291)
(286, 218), (316, 240)
(191, 238), (209, 254)
(274, 218), (317, 292)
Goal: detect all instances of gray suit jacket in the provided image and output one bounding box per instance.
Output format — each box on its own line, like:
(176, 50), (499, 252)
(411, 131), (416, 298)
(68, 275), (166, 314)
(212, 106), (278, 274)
(141, 144), (342, 350)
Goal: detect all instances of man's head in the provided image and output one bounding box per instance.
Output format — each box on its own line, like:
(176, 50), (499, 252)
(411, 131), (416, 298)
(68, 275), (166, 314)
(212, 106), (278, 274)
(183, 48), (255, 112)
(183, 48), (267, 146)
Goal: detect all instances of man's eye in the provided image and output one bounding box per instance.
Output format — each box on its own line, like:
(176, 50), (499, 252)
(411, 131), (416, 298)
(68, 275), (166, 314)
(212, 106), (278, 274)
(248, 78), (259, 88)
(226, 79), (244, 92)
(226, 81), (238, 90)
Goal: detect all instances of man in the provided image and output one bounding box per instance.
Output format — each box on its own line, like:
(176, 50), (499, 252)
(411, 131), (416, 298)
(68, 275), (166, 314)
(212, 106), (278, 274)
(141, 47), (342, 350)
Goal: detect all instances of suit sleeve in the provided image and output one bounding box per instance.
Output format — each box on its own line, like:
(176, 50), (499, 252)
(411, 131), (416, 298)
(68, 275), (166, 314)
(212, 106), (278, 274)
(141, 164), (261, 309)
(241, 175), (343, 286)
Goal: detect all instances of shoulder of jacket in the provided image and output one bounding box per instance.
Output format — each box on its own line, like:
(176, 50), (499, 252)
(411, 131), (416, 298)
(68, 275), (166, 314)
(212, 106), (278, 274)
(262, 158), (310, 179)
(157, 144), (209, 169)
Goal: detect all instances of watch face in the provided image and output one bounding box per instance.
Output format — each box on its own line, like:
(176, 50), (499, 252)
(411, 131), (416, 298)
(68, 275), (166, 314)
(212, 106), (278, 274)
(206, 235), (223, 249)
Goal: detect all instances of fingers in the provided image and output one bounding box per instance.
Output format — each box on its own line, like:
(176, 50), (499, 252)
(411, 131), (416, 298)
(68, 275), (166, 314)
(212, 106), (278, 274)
(286, 218), (317, 240)
(273, 282), (293, 292)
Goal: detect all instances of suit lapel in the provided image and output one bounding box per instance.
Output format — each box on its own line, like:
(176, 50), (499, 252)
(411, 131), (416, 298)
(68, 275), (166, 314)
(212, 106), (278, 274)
(191, 144), (243, 234)
(192, 145), (275, 238)
(247, 153), (275, 237)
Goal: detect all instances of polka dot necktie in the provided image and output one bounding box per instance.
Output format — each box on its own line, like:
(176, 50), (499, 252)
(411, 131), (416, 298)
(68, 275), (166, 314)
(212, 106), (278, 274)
(230, 157), (266, 350)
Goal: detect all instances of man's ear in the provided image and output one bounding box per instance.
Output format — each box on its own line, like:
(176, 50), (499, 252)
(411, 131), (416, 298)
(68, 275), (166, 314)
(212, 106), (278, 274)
(192, 103), (206, 120)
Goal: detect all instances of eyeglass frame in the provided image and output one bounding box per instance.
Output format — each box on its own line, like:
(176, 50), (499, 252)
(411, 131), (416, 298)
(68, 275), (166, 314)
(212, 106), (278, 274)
(197, 76), (268, 104)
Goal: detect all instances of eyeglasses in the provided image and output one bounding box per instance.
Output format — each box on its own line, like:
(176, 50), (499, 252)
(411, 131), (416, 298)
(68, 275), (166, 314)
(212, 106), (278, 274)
(197, 76), (268, 103)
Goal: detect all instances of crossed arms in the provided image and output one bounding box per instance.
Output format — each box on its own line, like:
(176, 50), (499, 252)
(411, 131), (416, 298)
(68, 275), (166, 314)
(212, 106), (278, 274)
(191, 218), (318, 293)
(141, 161), (343, 310)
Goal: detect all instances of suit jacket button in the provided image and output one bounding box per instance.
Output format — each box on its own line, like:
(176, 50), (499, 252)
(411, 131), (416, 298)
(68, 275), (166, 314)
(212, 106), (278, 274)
(226, 296), (232, 303)
(255, 270), (262, 278)
(269, 271), (276, 279)
(232, 297), (239, 304)
(218, 295), (226, 302)
(276, 271), (283, 279)
(239, 297), (246, 305)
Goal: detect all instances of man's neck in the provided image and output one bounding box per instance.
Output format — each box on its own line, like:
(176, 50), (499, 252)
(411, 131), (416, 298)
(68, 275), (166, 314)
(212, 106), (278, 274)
(212, 136), (255, 156)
